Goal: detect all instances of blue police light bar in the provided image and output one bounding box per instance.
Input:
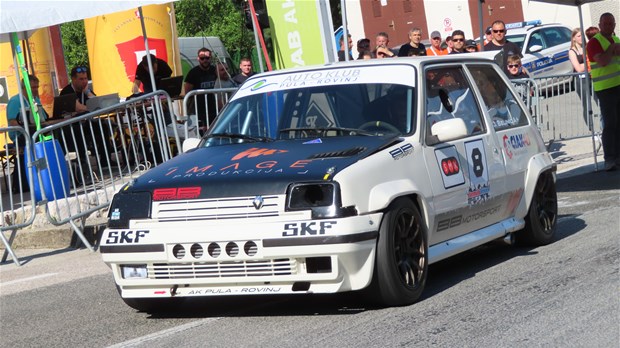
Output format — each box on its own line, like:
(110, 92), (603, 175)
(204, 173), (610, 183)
(506, 20), (542, 29)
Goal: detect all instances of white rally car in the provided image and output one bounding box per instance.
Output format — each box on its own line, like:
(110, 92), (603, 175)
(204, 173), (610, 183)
(100, 56), (557, 311)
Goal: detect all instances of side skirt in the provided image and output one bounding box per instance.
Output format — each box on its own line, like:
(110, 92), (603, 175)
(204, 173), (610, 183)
(428, 217), (525, 264)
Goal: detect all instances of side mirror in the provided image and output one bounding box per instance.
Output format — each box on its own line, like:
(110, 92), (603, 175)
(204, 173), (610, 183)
(428, 118), (468, 145)
(182, 138), (201, 153)
(528, 45), (543, 53)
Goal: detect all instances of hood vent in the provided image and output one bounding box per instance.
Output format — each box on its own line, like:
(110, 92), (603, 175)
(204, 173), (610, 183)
(308, 147), (366, 159)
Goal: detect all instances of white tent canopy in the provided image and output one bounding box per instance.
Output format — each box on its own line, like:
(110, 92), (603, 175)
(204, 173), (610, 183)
(0, 0), (174, 42)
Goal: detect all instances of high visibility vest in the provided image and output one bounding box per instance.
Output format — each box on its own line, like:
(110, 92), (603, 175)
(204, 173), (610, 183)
(589, 33), (620, 92)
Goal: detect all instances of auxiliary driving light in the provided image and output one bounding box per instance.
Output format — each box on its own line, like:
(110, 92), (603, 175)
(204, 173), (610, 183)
(121, 265), (147, 279)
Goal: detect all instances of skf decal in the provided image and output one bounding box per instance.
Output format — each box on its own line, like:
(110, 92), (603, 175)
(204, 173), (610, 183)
(390, 143), (413, 160)
(434, 146), (465, 189)
(282, 221), (337, 236)
(231, 147), (288, 160)
(465, 140), (489, 205)
(503, 133), (531, 159)
(105, 230), (150, 244)
(153, 187), (201, 201)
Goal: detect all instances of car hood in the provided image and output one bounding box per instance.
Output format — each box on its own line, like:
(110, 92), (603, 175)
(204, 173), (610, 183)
(125, 136), (400, 198)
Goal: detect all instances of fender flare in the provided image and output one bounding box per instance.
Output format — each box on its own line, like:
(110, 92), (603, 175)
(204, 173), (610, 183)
(515, 152), (556, 218)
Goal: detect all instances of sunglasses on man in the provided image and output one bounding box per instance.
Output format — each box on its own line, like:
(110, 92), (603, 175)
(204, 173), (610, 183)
(199, 56), (211, 61)
(493, 29), (505, 33)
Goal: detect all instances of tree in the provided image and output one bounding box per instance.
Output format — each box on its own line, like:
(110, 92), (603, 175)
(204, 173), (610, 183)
(60, 20), (89, 76)
(175, 0), (256, 66)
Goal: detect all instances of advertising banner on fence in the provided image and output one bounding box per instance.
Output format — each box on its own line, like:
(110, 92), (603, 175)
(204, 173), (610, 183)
(265, 0), (336, 70)
(84, 4), (180, 97)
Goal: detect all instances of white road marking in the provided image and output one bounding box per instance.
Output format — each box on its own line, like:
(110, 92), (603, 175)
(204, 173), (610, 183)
(1, 273), (59, 286)
(106, 317), (221, 348)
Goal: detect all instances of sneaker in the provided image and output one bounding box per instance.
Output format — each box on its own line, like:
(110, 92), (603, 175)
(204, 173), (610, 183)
(604, 161), (617, 171)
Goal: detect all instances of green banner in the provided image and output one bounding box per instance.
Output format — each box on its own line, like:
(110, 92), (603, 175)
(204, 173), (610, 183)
(266, 0), (326, 69)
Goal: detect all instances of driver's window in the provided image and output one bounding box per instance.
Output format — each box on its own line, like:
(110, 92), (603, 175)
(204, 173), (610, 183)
(527, 32), (545, 52)
(425, 67), (484, 136)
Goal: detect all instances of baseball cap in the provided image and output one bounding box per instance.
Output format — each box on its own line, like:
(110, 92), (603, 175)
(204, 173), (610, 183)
(485, 26), (492, 34)
(465, 40), (477, 48)
(430, 30), (441, 39)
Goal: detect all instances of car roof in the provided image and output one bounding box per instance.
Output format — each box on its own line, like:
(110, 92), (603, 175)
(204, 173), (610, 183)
(506, 22), (569, 35)
(249, 55), (498, 79)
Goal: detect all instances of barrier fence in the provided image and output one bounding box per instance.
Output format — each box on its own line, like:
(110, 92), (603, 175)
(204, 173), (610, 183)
(0, 77), (601, 266)
(1, 91), (185, 265)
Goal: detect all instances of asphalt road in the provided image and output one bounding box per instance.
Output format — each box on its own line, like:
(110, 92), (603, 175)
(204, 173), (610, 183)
(1, 170), (618, 348)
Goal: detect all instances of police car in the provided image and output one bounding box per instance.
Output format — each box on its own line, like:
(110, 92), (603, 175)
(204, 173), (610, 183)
(505, 20), (573, 78)
(100, 56), (557, 311)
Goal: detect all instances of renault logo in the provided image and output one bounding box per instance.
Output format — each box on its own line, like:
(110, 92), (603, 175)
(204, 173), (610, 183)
(252, 196), (264, 210)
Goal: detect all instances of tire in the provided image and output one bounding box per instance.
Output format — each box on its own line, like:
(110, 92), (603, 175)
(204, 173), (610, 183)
(517, 172), (558, 246)
(370, 197), (428, 306)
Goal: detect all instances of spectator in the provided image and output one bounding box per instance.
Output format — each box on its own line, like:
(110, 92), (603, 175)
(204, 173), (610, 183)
(359, 50), (374, 60)
(214, 62), (236, 111)
(356, 38), (371, 59)
(398, 28), (427, 57)
(132, 54), (173, 94)
(338, 34), (353, 61)
(569, 28), (591, 128)
(232, 57), (255, 85)
(184, 47), (218, 130)
(449, 30), (466, 54)
(506, 55), (529, 79)
(586, 12), (620, 171)
(374, 32), (396, 58)
(484, 20), (522, 74)
(6, 75), (63, 192)
(483, 26), (493, 46)
(445, 36), (453, 53)
(426, 31), (448, 56)
(465, 40), (479, 52)
(60, 66), (95, 115)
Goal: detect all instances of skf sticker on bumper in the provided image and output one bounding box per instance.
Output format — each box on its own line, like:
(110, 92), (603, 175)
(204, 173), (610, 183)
(434, 145), (465, 189)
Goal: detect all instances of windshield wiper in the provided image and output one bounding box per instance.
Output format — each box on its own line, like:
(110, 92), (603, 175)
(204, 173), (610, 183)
(204, 132), (274, 142)
(279, 127), (375, 136)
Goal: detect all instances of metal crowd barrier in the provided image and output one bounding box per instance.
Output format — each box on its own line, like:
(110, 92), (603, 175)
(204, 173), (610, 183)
(0, 91), (185, 265)
(183, 87), (238, 131)
(510, 72), (602, 144)
(1, 128), (36, 266)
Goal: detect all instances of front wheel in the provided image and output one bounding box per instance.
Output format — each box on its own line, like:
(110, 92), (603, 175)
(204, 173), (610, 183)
(369, 197), (428, 306)
(517, 172), (558, 245)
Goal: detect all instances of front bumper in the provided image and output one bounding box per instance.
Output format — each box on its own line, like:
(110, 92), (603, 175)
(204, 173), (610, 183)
(100, 213), (382, 298)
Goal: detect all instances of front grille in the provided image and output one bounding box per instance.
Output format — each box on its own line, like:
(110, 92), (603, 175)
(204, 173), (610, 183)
(152, 195), (282, 222)
(150, 258), (296, 279)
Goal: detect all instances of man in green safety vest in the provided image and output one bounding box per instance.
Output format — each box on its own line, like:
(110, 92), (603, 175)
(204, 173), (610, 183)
(586, 12), (620, 171)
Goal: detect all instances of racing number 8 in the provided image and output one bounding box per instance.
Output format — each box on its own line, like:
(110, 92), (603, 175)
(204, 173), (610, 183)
(471, 148), (484, 177)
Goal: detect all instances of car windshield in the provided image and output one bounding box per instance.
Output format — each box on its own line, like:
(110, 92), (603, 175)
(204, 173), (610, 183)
(202, 82), (416, 147)
(506, 34), (526, 52)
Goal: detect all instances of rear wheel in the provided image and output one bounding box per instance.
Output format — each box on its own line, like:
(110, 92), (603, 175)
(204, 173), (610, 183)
(370, 197), (428, 306)
(517, 172), (557, 245)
